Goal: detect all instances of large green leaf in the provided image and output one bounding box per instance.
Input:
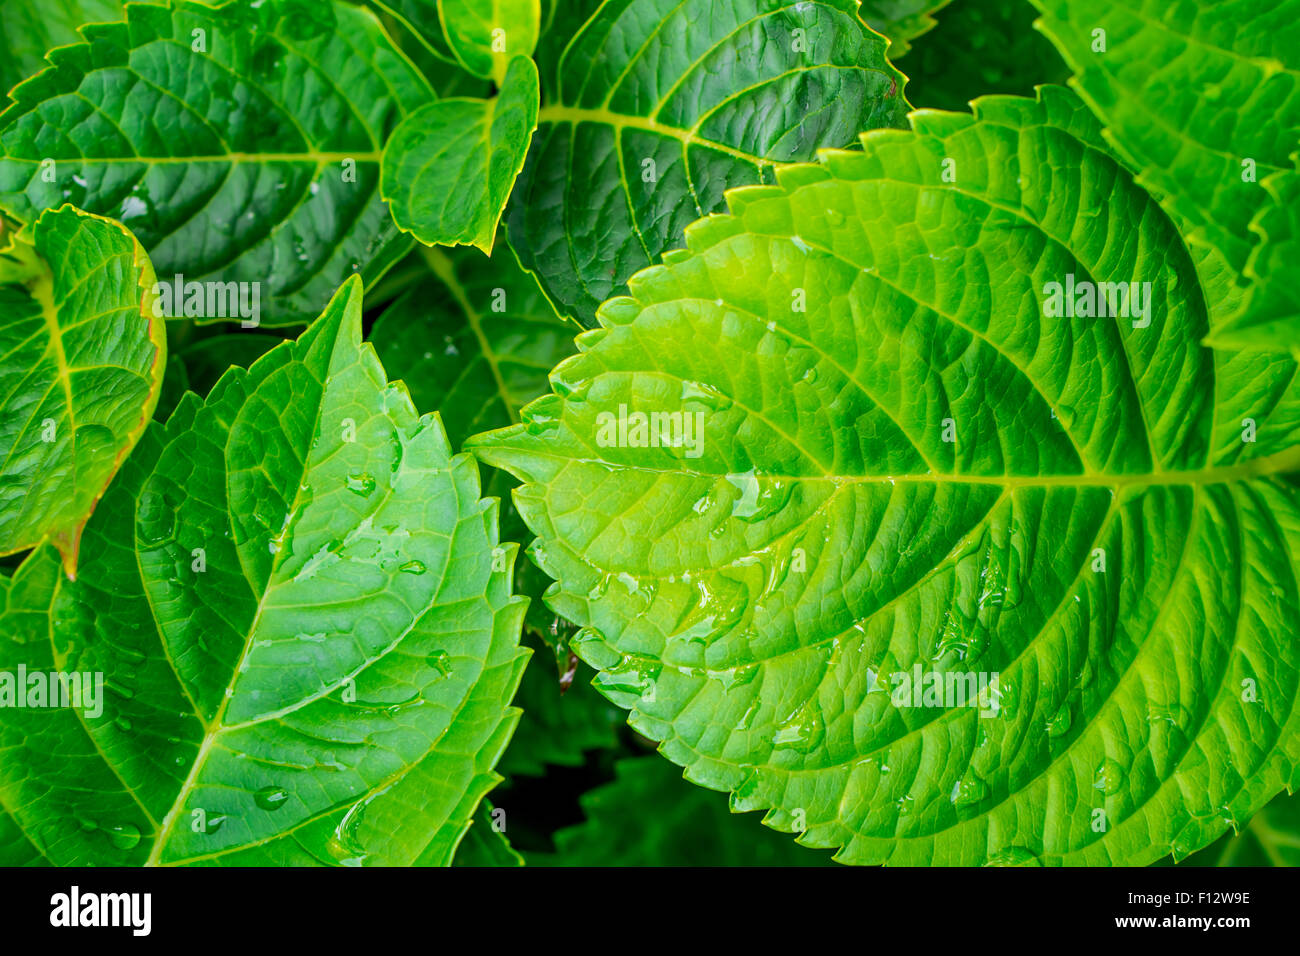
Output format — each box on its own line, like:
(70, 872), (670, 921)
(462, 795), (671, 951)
(0, 204), (164, 576)
(0, 276), (529, 865)
(471, 87), (1300, 866)
(1031, 0), (1300, 349)
(857, 0), (951, 58)
(0, 0), (434, 326)
(507, 0), (911, 327)
(382, 56), (540, 253)
(0, 0), (129, 105)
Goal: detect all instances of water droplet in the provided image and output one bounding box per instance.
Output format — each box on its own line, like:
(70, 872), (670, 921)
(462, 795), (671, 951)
(985, 846), (1041, 867)
(1093, 758), (1126, 796)
(254, 786), (290, 811)
(427, 650), (451, 677)
(772, 700), (824, 752)
(399, 559), (426, 575)
(104, 823), (141, 850)
(1046, 702), (1072, 738)
(951, 771), (989, 807)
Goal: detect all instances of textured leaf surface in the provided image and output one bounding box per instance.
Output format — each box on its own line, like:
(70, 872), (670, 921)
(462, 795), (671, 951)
(472, 88), (1300, 866)
(0, 0), (128, 104)
(1031, 0), (1300, 347)
(0, 0), (434, 326)
(857, 0), (951, 59)
(536, 757), (836, 865)
(0, 204), (163, 575)
(383, 56), (540, 253)
(507, 0), (911, 326)
(0, 276), (528, 866)
(900, 0), (1068, 111)
(441, 0), (541, 83)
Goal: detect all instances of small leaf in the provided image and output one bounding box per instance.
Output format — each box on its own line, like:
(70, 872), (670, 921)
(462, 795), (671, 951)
(471, 88), (1300, 866)
(0, 0), (435, 326)
(0, 276), (529, 866)
(383, 57), (539, 253)
(507, 0), (911, 326)
(0, 204), (163, 576)
(441, 0), (541, 84)
(452, 801), (523, 866)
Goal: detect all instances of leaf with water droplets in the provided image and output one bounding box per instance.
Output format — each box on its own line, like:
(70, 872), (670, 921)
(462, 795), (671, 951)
(471, 88), (1300, 865)
(0, 0), (434, 326)
(0, 276), (528, 866)
(0, 204), (164, 576)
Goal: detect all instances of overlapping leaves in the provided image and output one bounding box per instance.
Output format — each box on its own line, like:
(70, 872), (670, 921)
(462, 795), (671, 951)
(472, 87), (1300, 865)
(0, 0), (433, 326)
(1031, 0), (1300, 351)
(507, 0), (912, 326)
(0, 205), (163, 575)
(0, 277), (528, 865)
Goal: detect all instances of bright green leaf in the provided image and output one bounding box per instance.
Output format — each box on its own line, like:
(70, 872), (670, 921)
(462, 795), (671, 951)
(471, 87), (1300, 866)
(1031, 0), (1300, 349)
(0, 0), (434, 326)
(0, 204), (164, 576)
(441, 0), (541, 84)
(0, 276), (529, 866)
(383, 56), (540, 253)
(507, 0), (911, 326)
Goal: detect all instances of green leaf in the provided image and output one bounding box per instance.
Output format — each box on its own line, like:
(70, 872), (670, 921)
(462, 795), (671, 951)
(899, 0), (1069, 111)
(857, 0), (952, 59)
(536, 757), (837, 866)
(0, 0), (434, 326)
(471, 87), (1300, 866)
(0, 204), (164, 576)
(441, 0), (541, 84)
(382, 56), (540, 253)
(0, 0), (129, 106)
(507, 0), (911, 327)
(452, 800), (524, 865)
(1030, 0), (1300, 348)
(0, 276), (529, 866)
(1170, 790), (1300, 867)
(174, 331), (286, 401)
